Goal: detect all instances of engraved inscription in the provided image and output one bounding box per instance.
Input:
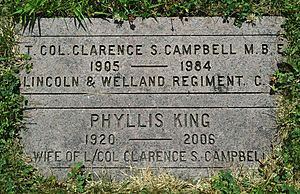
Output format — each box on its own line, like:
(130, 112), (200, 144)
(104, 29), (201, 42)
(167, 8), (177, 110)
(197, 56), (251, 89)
(20, 17), (284, 178)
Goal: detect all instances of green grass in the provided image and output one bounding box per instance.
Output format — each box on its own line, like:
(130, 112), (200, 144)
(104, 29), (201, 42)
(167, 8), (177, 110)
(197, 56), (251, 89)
(0, 0), (299, 193)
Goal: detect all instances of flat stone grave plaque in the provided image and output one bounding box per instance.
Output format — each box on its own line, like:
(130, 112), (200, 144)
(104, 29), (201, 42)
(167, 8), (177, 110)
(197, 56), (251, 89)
(20, 17), (284, 179)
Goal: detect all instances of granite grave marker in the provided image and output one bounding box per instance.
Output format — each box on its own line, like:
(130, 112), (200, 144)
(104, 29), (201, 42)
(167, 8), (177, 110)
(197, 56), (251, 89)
(20, 17), (284, 179)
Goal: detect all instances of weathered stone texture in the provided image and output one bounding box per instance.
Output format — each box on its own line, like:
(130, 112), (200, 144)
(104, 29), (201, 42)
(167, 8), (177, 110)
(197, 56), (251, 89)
(20, 17), (284, 179)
